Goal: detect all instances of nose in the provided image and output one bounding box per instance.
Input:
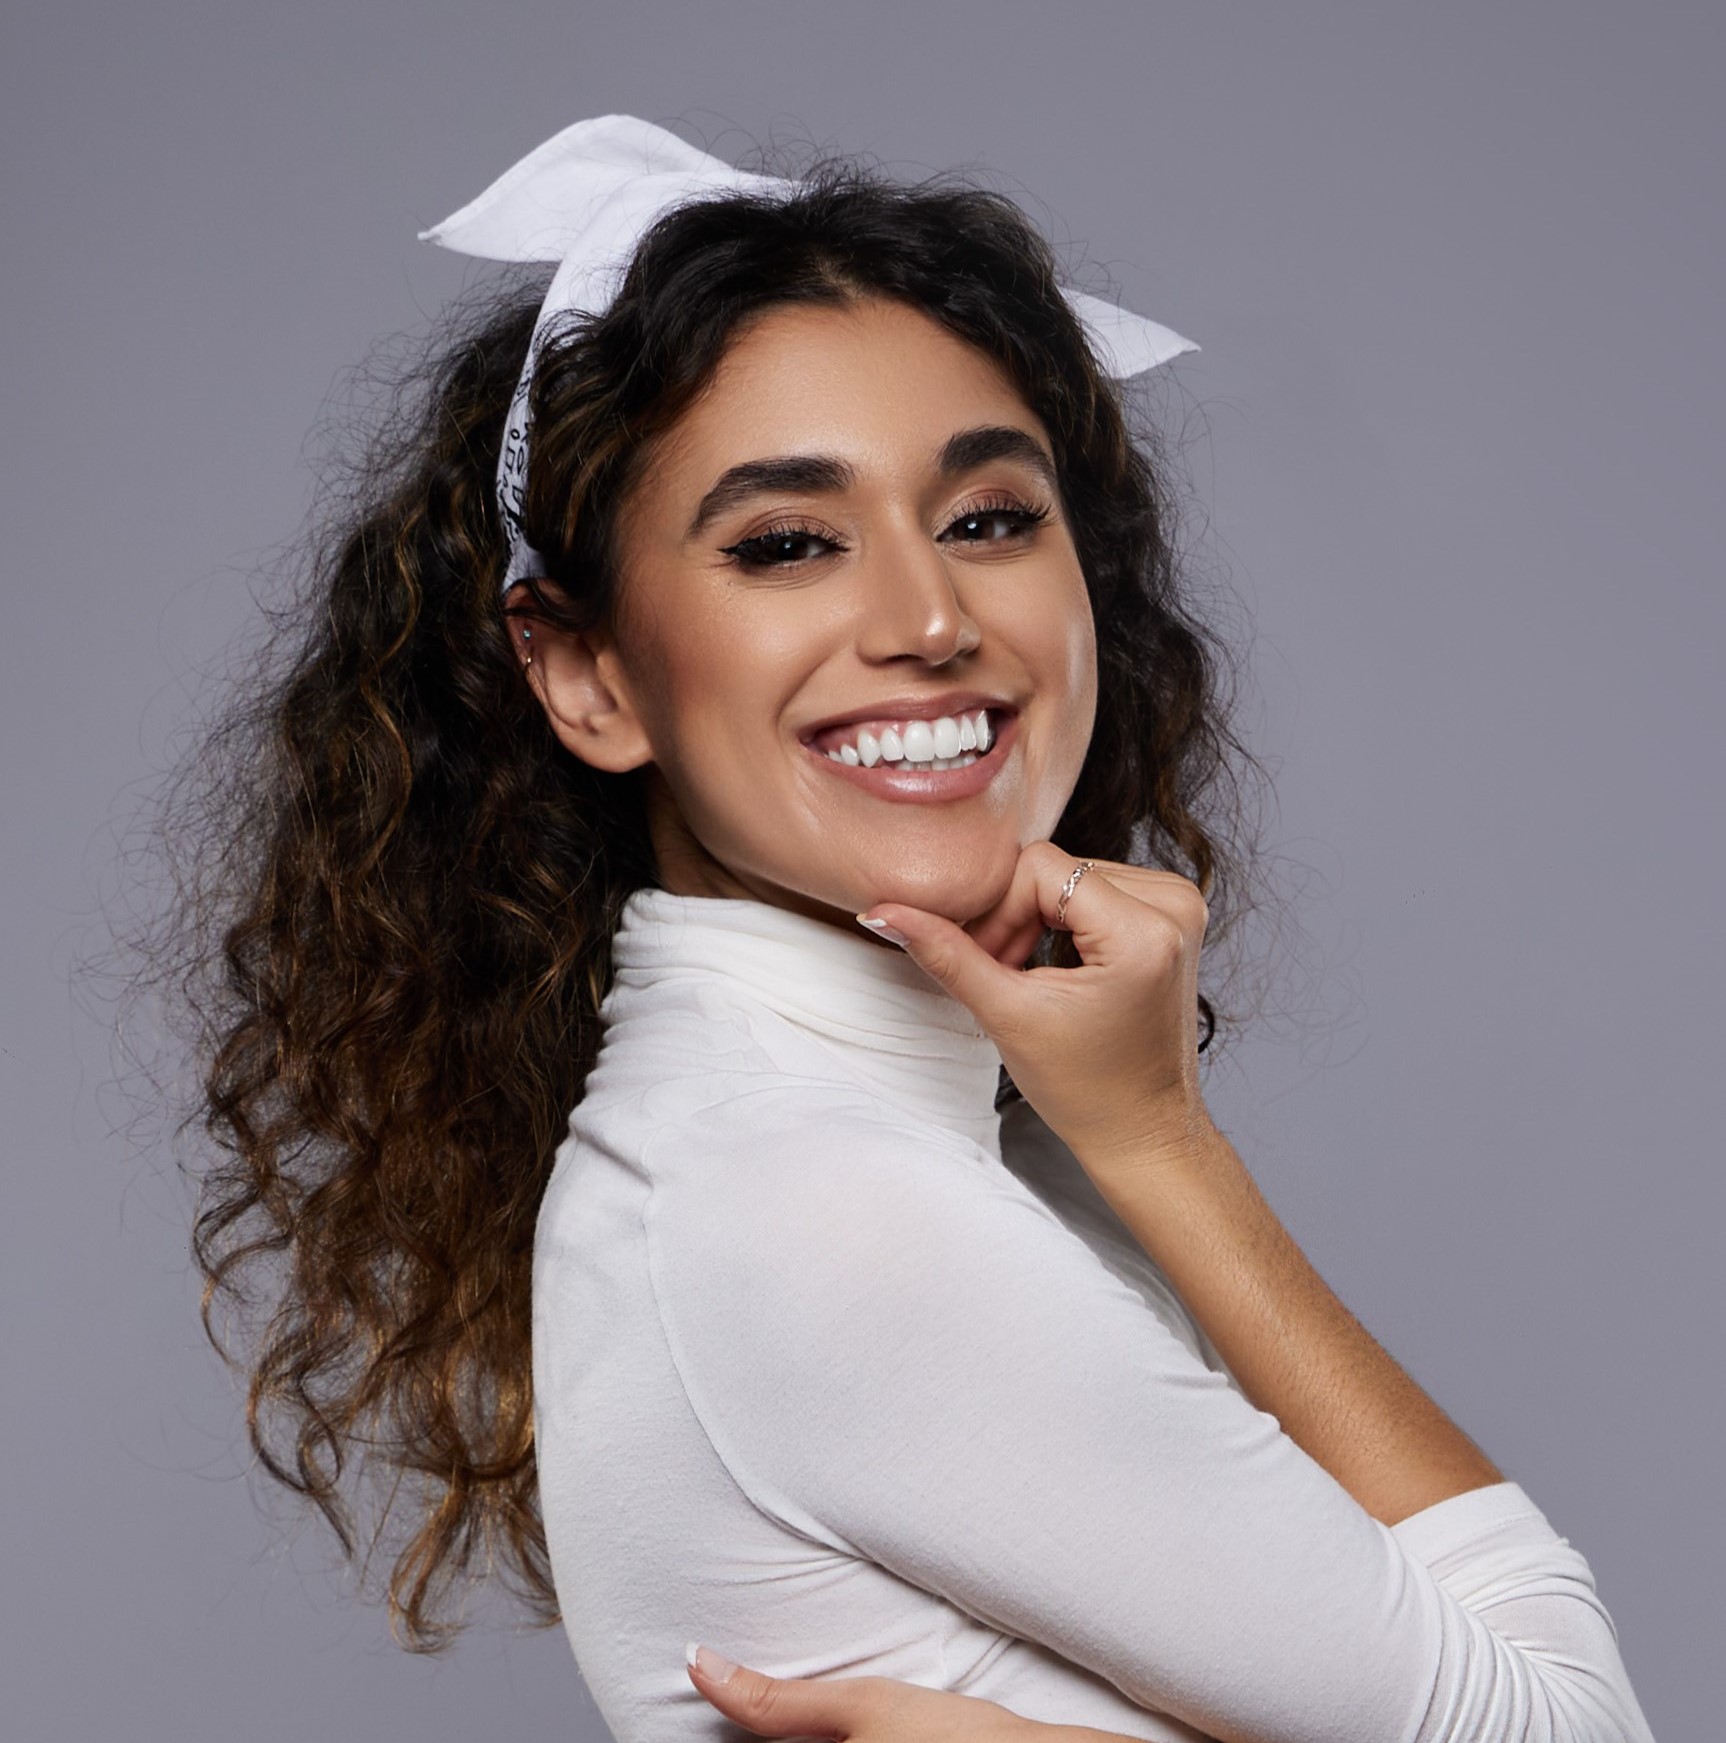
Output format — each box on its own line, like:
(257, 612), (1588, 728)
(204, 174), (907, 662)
(852, 538), (982, 669)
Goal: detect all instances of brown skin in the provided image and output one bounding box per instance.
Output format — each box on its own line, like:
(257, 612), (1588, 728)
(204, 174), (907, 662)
(868, 846), (1503, 1526)
(522, 294), (1500, 1743)
(515, 294), (1098, 930)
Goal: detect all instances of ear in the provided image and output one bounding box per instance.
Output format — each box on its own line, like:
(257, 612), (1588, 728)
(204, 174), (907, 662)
(508, 586), (654, 774)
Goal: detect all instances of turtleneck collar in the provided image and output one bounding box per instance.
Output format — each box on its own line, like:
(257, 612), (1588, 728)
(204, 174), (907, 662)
(607, 887), (1005, 1158)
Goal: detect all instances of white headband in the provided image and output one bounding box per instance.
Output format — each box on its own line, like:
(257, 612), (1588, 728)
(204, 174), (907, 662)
(420, 114), (1197, 591)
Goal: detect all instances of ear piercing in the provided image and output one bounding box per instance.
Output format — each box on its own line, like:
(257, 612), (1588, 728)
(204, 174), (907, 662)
(521, 625), (533, 669)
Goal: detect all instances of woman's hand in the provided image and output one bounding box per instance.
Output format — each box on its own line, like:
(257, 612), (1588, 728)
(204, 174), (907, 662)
(867, 842), (1505, 1524)
(859, 842), (1217, 1174)
(687, 1644), (1131, 1743)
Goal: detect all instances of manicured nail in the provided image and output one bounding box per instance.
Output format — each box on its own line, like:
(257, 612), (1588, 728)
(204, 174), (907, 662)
(686, 1641), (739, 1683)
(856, 914), (910, 948)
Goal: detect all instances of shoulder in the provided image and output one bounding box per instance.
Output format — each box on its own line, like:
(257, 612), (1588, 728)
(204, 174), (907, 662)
(638, 1078), (1266, 1560)
(642, 1078), (998, 1252)
(641, 1081), (1158, 1379)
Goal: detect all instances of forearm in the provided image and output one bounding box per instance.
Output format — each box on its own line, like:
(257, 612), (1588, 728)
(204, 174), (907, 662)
(1080, 1119), (1501, 1524)
(880, 854), (1647, 1731)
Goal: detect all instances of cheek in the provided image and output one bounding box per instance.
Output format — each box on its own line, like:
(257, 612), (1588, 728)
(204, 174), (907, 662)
(1026, 579), (1099, 833)
(636, 657), (737, 811)
(1052, 577), (1100, 752)
(1071, 603), (1100, 717)
(622, 581), (742, 741)
(623, 605), (797, 837)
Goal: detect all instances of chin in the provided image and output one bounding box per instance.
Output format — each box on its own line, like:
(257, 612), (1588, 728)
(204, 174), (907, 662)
(843, 850), (1016, 927)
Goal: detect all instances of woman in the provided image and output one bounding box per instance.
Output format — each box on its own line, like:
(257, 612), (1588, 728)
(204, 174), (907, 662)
(168, 117), (1652, 1742)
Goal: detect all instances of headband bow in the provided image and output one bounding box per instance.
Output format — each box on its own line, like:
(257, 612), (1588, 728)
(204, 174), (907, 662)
(421, 114), (1197, 590)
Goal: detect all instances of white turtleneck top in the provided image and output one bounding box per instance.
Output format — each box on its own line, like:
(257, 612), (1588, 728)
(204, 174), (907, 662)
(531, 890), (1650, 1743)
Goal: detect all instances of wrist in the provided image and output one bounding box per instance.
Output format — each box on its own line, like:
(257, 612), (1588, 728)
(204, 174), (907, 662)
(1074, 1094), (1230, 1179)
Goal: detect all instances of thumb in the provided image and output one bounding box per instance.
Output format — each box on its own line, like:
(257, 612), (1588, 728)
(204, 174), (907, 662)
(856, 904), (1030, 1032)
(686, 1643), (876, 1739)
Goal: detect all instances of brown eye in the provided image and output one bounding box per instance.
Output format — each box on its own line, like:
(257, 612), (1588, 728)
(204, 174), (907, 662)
(943, 497), (1051, 543)
(722, 524), (847, 570)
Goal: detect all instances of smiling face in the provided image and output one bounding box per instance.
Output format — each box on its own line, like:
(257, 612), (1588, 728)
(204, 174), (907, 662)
(527, 294), (1100, 930)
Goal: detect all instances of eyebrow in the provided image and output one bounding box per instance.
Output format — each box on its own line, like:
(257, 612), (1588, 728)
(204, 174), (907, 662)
(683, 423), (1061, 542)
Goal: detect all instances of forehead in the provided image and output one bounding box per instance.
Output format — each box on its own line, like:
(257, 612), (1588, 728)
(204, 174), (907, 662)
(652, 295), (1044, 481)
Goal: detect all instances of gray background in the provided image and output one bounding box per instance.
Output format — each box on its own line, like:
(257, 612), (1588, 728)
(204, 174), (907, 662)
(3, 3), (1718, 1739)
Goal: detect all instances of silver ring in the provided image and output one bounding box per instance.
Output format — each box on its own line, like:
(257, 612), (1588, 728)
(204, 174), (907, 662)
(1054, 860), (1097, 929)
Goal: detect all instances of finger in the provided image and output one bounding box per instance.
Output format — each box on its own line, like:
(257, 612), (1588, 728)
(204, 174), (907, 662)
(1107, 865), (1211, 936)
(973, 842), (1145, 966)
(962, 846), (1061, 964)
(959, 844), (1138, 964)
(686, 1644), (879, 1740)
(856, 902), (1040, 1036)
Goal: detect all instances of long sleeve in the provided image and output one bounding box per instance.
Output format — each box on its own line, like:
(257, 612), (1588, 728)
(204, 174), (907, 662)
(642, 1088), (1652, 1743)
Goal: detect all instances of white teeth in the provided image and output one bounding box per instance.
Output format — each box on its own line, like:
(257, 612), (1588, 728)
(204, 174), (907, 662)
(818, 709), (999, 768)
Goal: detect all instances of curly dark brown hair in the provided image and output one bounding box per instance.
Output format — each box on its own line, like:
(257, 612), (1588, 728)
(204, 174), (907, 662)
(141, 149), (1276, 1651)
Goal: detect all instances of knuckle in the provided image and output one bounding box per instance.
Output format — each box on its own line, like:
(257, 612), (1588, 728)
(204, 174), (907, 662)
(1140, 914), (1186, 967)
(743, 1674), (787, 1719)
(1151, 872), (1208, 922)
(1140, 874), (1207, 936)
(919, 945), (962, 989)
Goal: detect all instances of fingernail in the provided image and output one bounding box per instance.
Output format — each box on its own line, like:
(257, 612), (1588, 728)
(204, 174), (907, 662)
(687, 1642), (739, 1684)
(856, 914), (910, 948)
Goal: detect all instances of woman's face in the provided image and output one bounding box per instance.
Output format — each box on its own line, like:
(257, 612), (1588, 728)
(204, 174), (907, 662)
(546, 294), (1098, 930)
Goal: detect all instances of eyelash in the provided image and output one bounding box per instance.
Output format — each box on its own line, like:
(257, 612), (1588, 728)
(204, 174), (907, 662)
(721, 495), (1052, 571)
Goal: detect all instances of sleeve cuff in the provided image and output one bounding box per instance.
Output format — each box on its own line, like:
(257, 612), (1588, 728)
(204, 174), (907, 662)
(1387, 1480), (1561, 1568)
